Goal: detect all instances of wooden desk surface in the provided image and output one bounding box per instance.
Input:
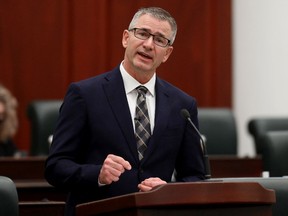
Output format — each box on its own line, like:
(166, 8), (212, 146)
(0, 155), (263, 180)
(0, 156), (263, 216)
(0, 156), (46, 179)
(0, 155), (262, 202)
(76, 182), (275, 216)
(19, 201), (65, 216)
(209, 155), (263, 178)
(15, 179), (67, 201)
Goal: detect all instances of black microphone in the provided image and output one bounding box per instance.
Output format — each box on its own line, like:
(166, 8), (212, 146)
(180, 109), (211, 179)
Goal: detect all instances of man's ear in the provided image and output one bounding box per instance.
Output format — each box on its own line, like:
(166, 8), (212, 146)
(162, 46), (173, 63)
(122, 30), (130, 48)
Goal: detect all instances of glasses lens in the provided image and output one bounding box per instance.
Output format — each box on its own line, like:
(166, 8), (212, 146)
(153, 36), (168, 47)
(134, 29), (150, 40)
(133, 28), (169, 47)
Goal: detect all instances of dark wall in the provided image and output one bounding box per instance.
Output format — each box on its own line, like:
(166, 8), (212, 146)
(0, 0), (232, 151)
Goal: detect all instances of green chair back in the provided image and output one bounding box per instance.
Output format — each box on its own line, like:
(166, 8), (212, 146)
(0, 176), (18, 216)
(260, 131), (288, 177)
(198, 108), (237, 155)
(27, 100), (62, 156)
(248, 117), (288, 155)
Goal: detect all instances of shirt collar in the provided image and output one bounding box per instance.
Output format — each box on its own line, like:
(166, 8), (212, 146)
(120, 62), (156, 97)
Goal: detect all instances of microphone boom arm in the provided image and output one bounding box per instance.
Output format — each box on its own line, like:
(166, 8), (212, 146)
(181, 109), (211, 179)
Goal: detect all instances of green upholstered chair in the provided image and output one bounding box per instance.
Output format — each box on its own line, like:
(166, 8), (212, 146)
(210, 177), (288, 216)
(248, 117), (288, 155)
(198, 108), (237, 155)
(259, 131), (288, 177)
(0, 176), (19, 216)
(27, 100), (62, 156)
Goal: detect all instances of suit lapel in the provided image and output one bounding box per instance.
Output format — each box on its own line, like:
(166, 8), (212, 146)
(102, 70), (172, 164)
(102, 68), (139, 163)
(142, 79), (171, 163)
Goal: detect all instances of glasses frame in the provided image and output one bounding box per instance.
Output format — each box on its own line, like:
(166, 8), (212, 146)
(129, 28), (171, 48)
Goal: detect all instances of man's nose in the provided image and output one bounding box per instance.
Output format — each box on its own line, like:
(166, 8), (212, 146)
(143, 35), (154, 47)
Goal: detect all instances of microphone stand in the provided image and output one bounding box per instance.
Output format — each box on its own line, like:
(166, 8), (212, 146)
(181, 109), (211, 179)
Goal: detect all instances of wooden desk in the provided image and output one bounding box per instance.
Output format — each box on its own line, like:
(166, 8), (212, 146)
(0, 155), (263, 181)
(0, 156), (46, 180)
(15, 180), (67, 201)
(0, 156), (67, 201)
(19, 201), (65, 216)
(76, 182), (275, 216)
(209, 155), (262, 178)
(0, 156), (263, 201)
(0, 156), (263, 216)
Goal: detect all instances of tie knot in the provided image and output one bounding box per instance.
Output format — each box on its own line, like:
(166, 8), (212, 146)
(136, 86), (148, 95)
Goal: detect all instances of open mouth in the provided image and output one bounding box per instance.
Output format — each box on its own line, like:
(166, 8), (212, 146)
(138, 51), (153, 60)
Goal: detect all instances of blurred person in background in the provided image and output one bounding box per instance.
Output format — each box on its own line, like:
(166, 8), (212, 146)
(0, 84), (18, 156)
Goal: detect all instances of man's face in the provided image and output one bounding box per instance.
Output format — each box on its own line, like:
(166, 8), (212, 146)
(122, 14), (173, 78)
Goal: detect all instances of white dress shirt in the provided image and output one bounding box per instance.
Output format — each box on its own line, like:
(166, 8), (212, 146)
(120, 62), (156, 134)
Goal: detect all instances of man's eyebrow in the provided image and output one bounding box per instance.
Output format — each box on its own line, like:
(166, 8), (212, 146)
(140, 28), (166, 37)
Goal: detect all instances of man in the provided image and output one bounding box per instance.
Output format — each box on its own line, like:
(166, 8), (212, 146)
(45, 7), (205, 216)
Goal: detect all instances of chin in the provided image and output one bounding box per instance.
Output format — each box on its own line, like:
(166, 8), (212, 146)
(134, 62), (153, 72)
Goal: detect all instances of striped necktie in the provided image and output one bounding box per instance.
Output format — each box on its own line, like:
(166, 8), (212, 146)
(134, 86), (151, 160)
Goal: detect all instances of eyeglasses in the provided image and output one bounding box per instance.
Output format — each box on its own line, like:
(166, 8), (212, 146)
(129, 28), (171, 47)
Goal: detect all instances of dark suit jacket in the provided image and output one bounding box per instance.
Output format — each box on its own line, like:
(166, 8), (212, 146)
(45, 66), (205, 215)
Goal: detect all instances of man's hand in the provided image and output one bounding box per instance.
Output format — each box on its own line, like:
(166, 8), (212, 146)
(138, 177), (167, 192)
(99, 154), (131, 185)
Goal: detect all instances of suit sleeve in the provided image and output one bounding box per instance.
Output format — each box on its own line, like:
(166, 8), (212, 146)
(45, 83), (102, 191)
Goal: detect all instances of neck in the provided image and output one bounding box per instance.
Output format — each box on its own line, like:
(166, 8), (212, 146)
(133, 73), (153, 84)
(122, 62), (154, 84)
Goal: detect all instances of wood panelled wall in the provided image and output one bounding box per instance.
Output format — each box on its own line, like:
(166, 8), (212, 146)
(0, 0), (231, 152)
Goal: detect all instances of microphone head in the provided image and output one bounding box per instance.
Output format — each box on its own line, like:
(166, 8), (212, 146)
(180, 109), (190, 120)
